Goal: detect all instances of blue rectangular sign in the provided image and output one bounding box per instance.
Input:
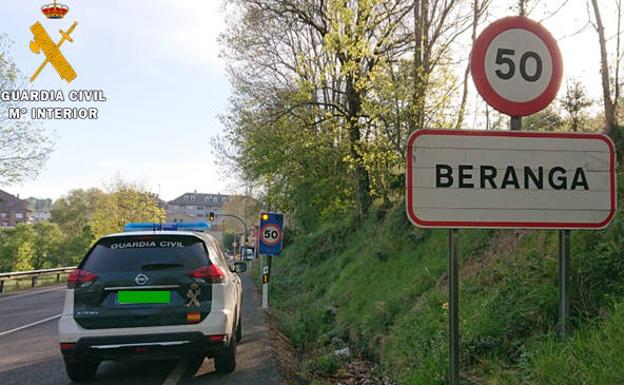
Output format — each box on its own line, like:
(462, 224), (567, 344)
(258, 212), (284, 256)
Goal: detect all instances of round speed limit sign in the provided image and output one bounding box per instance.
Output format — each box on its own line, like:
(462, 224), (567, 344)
(260, 223), (282, 246)
(471, 16), (562, 116)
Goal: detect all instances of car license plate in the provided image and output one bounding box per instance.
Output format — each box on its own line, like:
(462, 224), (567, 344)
(117, 290), (170, 304)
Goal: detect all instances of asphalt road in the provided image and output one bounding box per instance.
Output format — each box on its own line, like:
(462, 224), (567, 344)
(0, 273), (280, 385)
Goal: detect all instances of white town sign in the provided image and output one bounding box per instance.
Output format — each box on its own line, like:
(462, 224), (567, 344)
(406, 130), (616, 229)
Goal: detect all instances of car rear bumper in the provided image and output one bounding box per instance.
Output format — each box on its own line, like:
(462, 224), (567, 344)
(58, 306), (233, 340)
(58, 302), (234, 362)
(61, 331), (229, 362)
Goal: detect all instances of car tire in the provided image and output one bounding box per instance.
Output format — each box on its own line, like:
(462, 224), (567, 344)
(214, 337), (236, 373)
(64, 360), (99, 382)
(235, 314), (242, 342)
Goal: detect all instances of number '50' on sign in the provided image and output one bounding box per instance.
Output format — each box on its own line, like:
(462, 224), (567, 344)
(471, 16), (563, 117)
(260, 224), (282, 246)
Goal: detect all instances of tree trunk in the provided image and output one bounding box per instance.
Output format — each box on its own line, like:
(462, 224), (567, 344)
(590, 0), (618, 136)
(412, 0), (427, 130)
(518, 0), (527, 16)
(455, 0), (480, 129)
(346, 74), (371, 217)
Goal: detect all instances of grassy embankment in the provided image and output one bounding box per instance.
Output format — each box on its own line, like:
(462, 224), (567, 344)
(263, 178), (624, 384)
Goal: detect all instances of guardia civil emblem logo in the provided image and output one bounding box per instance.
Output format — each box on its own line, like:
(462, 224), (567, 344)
(29, 1), (78, 83)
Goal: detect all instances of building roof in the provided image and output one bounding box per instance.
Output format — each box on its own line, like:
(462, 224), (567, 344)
(167, 193), (230, 207)
(0, 190), (30, 213)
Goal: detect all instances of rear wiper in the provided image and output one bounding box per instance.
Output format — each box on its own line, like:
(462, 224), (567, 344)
(141, 263), (184, 271)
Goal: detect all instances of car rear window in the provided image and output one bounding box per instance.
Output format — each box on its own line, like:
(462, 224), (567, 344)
(81, 235), (209, 273)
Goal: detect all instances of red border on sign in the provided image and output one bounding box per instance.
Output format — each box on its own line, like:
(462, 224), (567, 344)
(260, 223), (283, 246)
(470, 16), (563, 116)
(406, 129), (617, 229)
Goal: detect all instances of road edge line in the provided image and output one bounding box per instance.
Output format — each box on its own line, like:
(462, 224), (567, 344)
(0, 314), (61, 338)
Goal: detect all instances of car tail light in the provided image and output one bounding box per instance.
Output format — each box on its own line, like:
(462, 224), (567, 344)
(60, 343), (76, 351)
(207, 334), (225, 342)
(189, 264), (225, 283)
(67, 269), (97, 288)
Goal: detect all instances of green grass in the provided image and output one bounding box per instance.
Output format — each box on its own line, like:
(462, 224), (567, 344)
(525, 303), (624, 385)
(261, 176), (624, 384)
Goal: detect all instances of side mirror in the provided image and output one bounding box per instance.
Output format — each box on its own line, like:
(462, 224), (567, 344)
(233, 261), (247, 274)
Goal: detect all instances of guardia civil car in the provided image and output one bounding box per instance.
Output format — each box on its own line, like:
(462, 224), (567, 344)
(58, 221), (246, 381)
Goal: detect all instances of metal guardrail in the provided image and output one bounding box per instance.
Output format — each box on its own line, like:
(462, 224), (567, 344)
(0, 266), (76, 293)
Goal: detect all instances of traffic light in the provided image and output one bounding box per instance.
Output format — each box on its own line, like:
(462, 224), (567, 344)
(261, 213), (269, 221)
(208, 212), (215, 221)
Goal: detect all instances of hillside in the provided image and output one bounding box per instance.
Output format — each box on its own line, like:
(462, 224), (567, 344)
(262, 178), (624, 385)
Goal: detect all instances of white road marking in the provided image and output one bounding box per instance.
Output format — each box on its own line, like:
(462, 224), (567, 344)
(0, 314), (61, 338)
(0, 286), (64, 303)
(162, 360), (188, 385)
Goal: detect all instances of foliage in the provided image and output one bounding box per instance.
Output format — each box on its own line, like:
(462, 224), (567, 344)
(0, 222), (66, 272)
(560, 79), (594, 132)
(50, 188), (105, 234)
(0, 35), (53, 185)
(89, 180), (165, 239)
(221, 195), (261, 239)
(0, 180), (164, 273)
(26, 197), (53, 212)
(222, 230), (237, 254)
(523, 107), (564, 131)
(218, 0), (473, 227)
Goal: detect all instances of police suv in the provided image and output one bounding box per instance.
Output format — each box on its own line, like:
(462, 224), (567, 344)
(58, 221), (246, 381)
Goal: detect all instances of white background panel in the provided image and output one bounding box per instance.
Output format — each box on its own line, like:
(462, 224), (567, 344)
(407, 132), (615, 226)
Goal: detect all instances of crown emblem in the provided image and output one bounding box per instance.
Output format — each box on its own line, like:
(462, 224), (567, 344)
(41, 0), (69, 19)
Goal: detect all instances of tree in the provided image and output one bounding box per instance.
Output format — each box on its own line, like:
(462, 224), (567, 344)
(411, 0), (478, 131)
(58, 224), (94, 266)
(31, 221), (63, 270)
(455, 0), (492, 129)
(0, 35), (53, 185)
(0, 224), (38, 271)
(89, 180), (165, 239)
(221, 195), (260, 239)
(523, 106), (564, 131)
(560, 79), (593, 132)
(26, 197), (53, 212)
(589, 0), (619, 136)
(50, 188), (106, 235)
(220, 0), (477, 228)
(0, 221), (82, 272)
(222, 230), (237, 254)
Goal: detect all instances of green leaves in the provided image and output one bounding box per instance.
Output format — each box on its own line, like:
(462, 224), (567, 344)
(0, 34), (54, 185)
(89, 182), (165, 239)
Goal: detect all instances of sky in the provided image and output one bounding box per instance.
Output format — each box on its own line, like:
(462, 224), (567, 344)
(0, 1), (620, 202)
(1, 0), (233, 201)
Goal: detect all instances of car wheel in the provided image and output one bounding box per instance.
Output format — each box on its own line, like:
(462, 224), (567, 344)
(64, 360), (99, 382)
(214, 337), (236, 373)
(235, 314), (242, 342)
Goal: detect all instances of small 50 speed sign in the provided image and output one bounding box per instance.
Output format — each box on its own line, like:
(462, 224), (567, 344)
(471, 16), (563, 116)
(260, 223), (282, 246)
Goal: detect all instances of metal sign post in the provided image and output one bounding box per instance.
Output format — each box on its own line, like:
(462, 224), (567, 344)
(559, 230), (571, 339)
(448, 229), (460, 385)
(261, 257), (271, 309)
